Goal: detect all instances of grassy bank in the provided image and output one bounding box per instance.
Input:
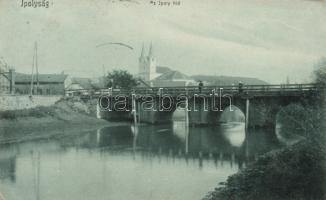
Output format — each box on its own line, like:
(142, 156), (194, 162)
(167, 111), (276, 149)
(204, 140), (325, 200)
(0, 99), (126, 143)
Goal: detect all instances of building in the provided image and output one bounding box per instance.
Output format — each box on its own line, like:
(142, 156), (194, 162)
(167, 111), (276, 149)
(0, 66), (15, 94)
(138, 43), (197, 87)
(64, 76), (109, 96)
(65, 77), (97, 96)
(138, 43), (158, 81)
(137, 43), (189, 82)
(156, 66), (171, 75)
(65, 77), (94, 90)
(14, 72), (67, 95)
(0, 71), (10, 94)
(138, 44), (177, 80)
(151, 70), (196, 87)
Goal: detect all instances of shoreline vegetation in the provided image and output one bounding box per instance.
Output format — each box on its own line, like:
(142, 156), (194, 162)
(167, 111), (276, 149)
(203, 139), (326, 200)
(0, 99), (127, 144)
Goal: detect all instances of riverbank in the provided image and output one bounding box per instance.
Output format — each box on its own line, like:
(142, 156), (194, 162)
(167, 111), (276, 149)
(203, 139), (325, 200)
(0, 98), (127, 144)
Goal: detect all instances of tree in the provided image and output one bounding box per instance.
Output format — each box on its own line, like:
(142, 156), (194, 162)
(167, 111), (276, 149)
(313, 57), (326, 85)
(277, 103), (321, 139)
(106, 70), (138, 89)
(276, 58), (326, 140)
(313, 57), (326, 142)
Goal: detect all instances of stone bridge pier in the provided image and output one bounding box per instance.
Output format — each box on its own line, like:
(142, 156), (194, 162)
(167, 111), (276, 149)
(98, 95), (133, 122)
(187, 95), (233, 126)
(136, 97), (176, 124)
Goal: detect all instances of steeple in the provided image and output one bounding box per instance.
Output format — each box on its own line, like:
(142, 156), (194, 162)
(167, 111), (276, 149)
(148, 42), (153, 58)
(140, 43), (145, 58)
(138, 42), (157, 81)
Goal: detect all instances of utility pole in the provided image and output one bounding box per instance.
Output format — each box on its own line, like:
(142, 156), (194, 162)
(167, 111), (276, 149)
(30, 44), (35, 96)
(30, 42), (39, 96)
(35, 42), (39, 94)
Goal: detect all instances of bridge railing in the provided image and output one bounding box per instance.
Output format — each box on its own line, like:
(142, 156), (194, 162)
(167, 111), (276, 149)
(131, 84), (320, 96)
(241, 84), (320, 94)
(64, 83), (322, 97)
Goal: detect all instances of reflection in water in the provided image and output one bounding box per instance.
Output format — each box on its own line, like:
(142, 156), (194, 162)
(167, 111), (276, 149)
(0, 155), (16, 182)
(0, 120), (281, 200)
(275, 123), (305, 145)
(220, 122), (246, 147)
(31, 151), (41, 200)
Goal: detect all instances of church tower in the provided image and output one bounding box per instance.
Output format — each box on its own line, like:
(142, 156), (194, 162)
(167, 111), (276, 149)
(138, 43), (157, 81)
(138, 44), (146, 80)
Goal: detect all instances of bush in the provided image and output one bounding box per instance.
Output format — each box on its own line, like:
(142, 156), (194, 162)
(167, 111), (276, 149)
(206, 140), (325, 200)
(0, 110), (17, 120)
(0, 106), (57, 119)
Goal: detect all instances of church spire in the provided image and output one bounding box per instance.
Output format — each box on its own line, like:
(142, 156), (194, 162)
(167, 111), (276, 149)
(148, 42), (153, 58)
(140, 43), (145, 58)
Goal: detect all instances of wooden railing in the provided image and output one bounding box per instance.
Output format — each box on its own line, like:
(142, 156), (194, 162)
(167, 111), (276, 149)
(65, 83), (323, 97)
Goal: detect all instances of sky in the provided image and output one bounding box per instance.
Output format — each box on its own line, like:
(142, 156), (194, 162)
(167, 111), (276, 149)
(0, 0), (326, 83)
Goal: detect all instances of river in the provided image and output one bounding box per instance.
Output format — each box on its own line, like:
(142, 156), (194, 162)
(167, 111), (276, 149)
(0, 120), (281, 200)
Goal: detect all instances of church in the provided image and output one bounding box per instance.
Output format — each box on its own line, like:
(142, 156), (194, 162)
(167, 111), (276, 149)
(138, 43), (163, 81)
(138, 43), (195, 87)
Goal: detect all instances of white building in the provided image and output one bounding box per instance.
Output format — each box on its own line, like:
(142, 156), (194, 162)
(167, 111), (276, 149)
(138, 43), (196, 87)
(151, 70), (196, 87)
(138, 43), (166, 81)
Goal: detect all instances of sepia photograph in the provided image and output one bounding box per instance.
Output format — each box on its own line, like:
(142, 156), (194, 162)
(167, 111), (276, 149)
(0, 0), (326, 199)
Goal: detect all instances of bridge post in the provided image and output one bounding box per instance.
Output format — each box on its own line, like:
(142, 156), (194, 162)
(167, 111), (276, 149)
(132, 92), (137, 125)
(96, 102), (101, 119)
(185, 97), (189, 154)
(245, 98), (250, 132)
(244, 98), (250, 158)
(9, 68), (15, 94)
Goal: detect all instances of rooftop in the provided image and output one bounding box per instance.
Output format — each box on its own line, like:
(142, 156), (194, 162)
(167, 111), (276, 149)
(156, 66), (171, 74)
(15, 73), (67, 83)
(155, 70), (192, 81)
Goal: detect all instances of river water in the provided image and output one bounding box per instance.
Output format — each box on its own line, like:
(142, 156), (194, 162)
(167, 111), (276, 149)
(0, 121), (281, 200)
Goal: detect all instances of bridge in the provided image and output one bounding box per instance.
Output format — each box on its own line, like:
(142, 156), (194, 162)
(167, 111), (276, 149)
(66, 83), (323, 130)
